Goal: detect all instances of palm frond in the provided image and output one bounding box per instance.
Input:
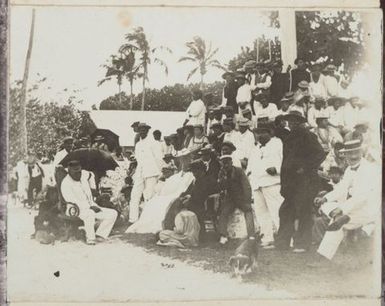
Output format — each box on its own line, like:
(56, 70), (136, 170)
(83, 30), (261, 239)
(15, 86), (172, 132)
(178, 56), (196, 63)
(154, 58), (169, 75)
(206, 48), (219, 62)
(186, 66), (199, 81)
(97, 77), (112, 86)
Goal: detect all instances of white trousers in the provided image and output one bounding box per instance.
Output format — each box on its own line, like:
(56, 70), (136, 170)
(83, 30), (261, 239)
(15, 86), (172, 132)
(253, 184), (283, 243)
(317, 201), (375, 260)
(79, 207), (118, 241)
(129, 175), (158, 223)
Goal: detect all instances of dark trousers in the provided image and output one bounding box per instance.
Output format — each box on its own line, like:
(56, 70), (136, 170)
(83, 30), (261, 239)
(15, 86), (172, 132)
(217, 196), (255, 238)
(27, 176), (42, 207)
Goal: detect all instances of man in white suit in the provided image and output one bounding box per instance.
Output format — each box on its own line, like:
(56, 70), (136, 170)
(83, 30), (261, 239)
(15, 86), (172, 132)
(314, 139), (380, 260)
(128, 123), (164, 224)
(247, 123), (283, 248)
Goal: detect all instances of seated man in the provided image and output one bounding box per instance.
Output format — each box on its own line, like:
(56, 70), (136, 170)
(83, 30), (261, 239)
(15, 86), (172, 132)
(313, 139), (380, 260)
(217, 155), (256, 245)
(157, 196), (200, 248)
(61, 160), (118, 245)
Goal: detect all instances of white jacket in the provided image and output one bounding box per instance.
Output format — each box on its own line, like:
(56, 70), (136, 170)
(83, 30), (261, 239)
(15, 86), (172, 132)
(135, 136), (164, 179)
(186, 99), (206, 126)
(247, 137), (283, 190)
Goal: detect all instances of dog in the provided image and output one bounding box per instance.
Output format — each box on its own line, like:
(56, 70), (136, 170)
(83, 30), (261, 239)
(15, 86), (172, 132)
(229, 233), (263, 279)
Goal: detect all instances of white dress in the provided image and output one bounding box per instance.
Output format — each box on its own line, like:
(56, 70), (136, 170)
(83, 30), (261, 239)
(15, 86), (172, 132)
(126, 171), (195, 234)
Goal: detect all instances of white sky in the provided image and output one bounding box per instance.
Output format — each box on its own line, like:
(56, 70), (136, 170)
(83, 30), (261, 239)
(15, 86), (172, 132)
(10, 6), (278, 109)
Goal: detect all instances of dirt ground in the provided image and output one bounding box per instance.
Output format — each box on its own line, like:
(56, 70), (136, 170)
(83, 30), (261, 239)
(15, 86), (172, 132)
(6, 204), (381, 303)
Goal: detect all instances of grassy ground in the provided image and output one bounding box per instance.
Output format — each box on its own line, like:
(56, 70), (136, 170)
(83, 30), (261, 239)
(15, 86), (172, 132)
(121, 231), (378, 298)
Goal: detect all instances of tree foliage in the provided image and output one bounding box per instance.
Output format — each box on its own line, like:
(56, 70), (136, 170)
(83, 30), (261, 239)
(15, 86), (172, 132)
(296, 11), (365, 76)
(9, 81), (96, 167)
(99, 81), (224, 111)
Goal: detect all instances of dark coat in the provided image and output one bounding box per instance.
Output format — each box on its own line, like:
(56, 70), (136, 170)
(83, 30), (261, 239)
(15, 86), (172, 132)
(280, 126), (326, 199)
(290, 69), (310, 91)
(224, 80), (239, 113)
(218, 166), (252, 206)
(270, 72), (290, 106)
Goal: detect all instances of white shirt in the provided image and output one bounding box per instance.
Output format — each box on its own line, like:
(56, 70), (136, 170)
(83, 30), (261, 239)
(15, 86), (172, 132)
(61, 170), (97, 212)
(186, 99), (206, 126)
(223, 130), (241, 147)
(255, 73), (272, 89)
(307, 107), (330, 128)
(236, 84), (253, 103)
(135, 136), (164, 179)
(309, 75), (327, 99)
(326, 106), (345, 127)
(53, 149), (69, 167)
(253, 102), (278, 120)
(325, 159), (380, 223)
(323, 75), (339, 97)
(247, 137), (283, 190)
(342, 103), (359, 130)
(234, 129), (254, 160)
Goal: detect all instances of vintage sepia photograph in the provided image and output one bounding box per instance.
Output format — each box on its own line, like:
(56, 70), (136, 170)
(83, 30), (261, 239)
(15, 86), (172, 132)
(4, 1), (383, 304)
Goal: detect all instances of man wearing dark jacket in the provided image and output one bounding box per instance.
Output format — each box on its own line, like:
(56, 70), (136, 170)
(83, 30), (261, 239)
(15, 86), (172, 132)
(222, 72), (239, 114)
(217, 155), (256, 245)
(289, 58), (311, 92)
(275, 111), (326, 252)
(270, 61), (290, 107)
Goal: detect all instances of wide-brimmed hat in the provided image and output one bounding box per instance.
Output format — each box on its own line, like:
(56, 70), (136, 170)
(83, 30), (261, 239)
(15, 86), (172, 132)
(283, 110), (307, 123)
(63, 136), (74, 143)
(324, 64), (337, 72)
(94, 135), (104, 141)
(339, 139), (362, 153)
(222, 71), (234, 79)
(281, 92), (295, 102)
(221, 141), (236, 151)
(238, 117), (250, 127)
(198, 145), (214, 155)
(253, 122), (273, 134)
(244, 60), (257, 69)
(298, 80), (309, 89)
(138, 122), (151, 130)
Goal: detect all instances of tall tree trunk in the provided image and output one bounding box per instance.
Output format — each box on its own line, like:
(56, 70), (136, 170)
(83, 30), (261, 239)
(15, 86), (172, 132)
(200, 73), (204, 90)
(118, 83), (122, 106)
(129, 79), (134, 110)
(141, 73), (146, 111)
(20, 9), (36, 156)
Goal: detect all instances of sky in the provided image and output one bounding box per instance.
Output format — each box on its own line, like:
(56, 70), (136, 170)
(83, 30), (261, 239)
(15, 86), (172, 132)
(10, 6), (279, 110)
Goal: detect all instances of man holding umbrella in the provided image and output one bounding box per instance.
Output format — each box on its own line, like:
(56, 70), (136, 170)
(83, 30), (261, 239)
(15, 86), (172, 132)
(61, 160), (118, 245)
(128, 123), (164, 225)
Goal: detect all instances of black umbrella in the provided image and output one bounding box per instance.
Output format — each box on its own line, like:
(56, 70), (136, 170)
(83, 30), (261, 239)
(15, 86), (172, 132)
(91, 129), (120, 151)
(59, 148), (119, 173)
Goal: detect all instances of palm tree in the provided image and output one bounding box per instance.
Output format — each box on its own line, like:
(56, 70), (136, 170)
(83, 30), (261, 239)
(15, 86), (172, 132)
(179, 36), (226, 89)
(98, 55), (125, 105)
(122, 27), (171, 110)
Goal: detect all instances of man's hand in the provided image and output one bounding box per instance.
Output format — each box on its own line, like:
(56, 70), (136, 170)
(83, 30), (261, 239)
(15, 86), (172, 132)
(314, 196), (327, 207)
(329, 208), (343, 219)
(90, 206), (101, 213)
(266, 167), (277, 176)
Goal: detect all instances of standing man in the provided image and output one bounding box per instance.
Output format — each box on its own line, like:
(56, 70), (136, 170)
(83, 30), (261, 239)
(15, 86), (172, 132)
(234, 118), (255, 169)
(289, 58), (310, 92)
(184, 89), (206, 127)
(276, 111), (326, 252)
(270, 60), (290, 107)
(221, 72), (238, 114)
(247, 123), (283, 248)
(128, 123), (164, 225)
(217, 155), (256, 245)
(131, 121), (141, 146)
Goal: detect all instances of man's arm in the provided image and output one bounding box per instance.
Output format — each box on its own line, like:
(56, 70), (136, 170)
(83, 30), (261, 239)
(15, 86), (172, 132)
(303, 132), (327, 171)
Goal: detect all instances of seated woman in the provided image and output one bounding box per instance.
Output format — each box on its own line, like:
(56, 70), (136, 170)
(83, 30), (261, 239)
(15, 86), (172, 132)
(126, 166), (194, 234)
(187, 124), (209, 153)
(156, 196), (200, 248)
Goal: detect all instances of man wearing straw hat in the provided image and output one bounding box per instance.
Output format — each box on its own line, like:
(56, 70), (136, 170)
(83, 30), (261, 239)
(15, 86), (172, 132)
(314, 139), (380, 260)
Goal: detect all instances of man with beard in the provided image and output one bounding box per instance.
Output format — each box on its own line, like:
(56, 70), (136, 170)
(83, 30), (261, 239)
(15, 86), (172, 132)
(275, 111), (326, 252)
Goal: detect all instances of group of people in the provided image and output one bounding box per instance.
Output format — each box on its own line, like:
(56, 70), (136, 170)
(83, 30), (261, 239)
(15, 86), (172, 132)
(11, 57), (380, 263)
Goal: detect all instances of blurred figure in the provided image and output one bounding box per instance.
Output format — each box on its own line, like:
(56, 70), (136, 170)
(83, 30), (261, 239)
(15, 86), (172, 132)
(289, 58), (310, 92)
(184, 89), (206, 127)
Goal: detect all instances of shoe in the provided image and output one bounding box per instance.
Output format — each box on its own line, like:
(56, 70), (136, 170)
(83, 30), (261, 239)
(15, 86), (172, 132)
(292, 248), (307, 253)
(219, 236), (228, 245)
(327, 215), (350, 231)
(86, 239), (96, 245)
(95, 236), (106, 243)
